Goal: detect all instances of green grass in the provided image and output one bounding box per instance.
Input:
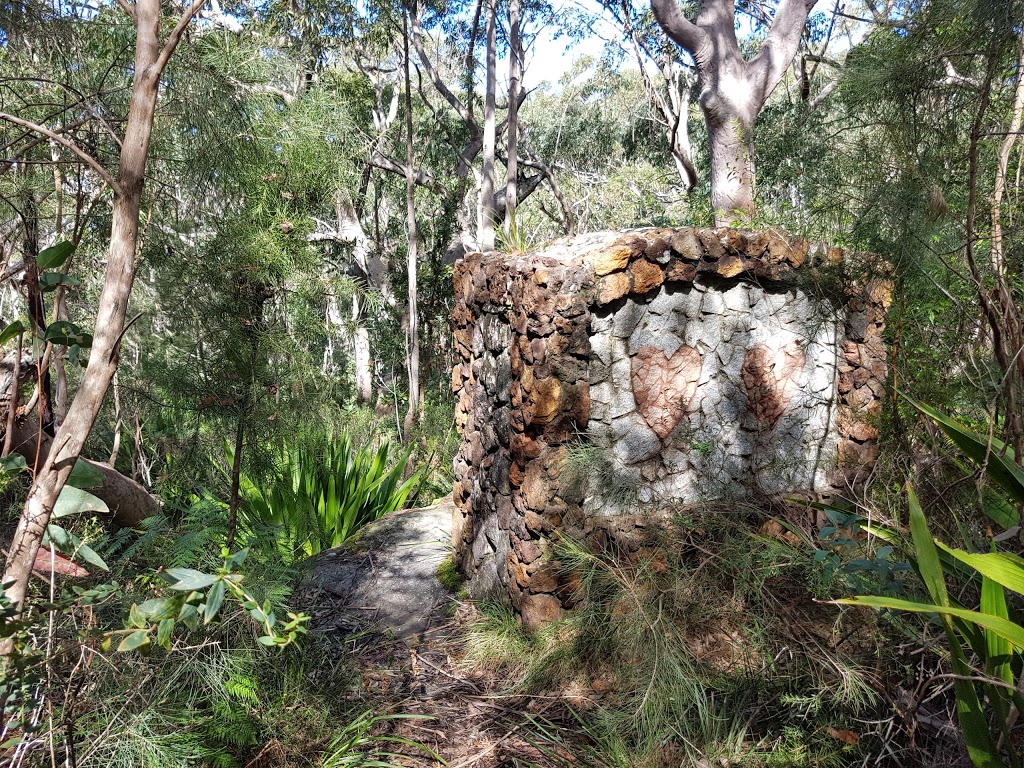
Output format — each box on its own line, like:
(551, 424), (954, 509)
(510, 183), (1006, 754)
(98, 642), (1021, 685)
(463, 509), (884, 767)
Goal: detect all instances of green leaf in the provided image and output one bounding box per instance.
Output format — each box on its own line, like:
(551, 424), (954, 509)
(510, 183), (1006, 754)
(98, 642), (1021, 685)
(203, 580), (225, 624)
(907, 483), (950, 607)
(43, 322), (92, 348)
(37, 241), (75, 270)
(981, 573), (1013, 736)
(937, 543), (1024, 596)
(38, 273), (84, 292)
(0, 320), (26, 347)
(178, 602), (199, 631)
(0, 454), (28, 475)
(53, 485), (109, 518)
(136, 597), (177, 621)
(982, 487), (1020, 529)
(163, 568), (218, 591)
(837, 595), (1024, 651)
(116, 630), (150, 653)
(67, 460), (103, 490)
(43, 523), (108, 571)
(156, 618), (174, 650)
(256, 635), (278, 646)
(905, 396), (1024, 506)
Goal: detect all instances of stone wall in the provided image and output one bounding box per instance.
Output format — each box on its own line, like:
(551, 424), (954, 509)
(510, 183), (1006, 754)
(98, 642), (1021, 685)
(451, 228), (891, 630)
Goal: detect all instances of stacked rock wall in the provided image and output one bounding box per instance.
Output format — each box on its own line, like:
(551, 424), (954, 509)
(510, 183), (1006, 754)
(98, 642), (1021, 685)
(451, 228), (891, 630)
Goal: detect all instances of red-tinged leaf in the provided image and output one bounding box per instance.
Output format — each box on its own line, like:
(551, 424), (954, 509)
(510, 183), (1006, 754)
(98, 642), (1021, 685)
(32, 549), (88, 578)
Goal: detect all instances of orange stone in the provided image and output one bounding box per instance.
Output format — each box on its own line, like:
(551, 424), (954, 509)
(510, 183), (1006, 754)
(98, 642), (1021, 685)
(598, 271), (630, 304)
(588, 245), (631, 276)
(741, 341), (806, 427)
(715, 254), (745, 278)
(528, 377), (562, 424)
(629, 259), (665, 295)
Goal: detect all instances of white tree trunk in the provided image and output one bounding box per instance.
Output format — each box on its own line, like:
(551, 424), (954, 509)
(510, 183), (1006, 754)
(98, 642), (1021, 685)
(505, 0), (521, 238)
(650, 0), (818, 224)
(480, 0), (497, 249)
(403, 9), (420, 433)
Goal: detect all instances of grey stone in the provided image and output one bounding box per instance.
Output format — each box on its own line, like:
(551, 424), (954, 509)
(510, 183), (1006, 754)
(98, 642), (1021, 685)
(700, 289), (726, 316)
(308, 499), (454, 640)
(495, 351), (512, 403)
(609, 386), (637, 419)
(613, 303), (645, 338)
(612, 417), (662, 465)
(847, 311), (869, 341)
(629, 326), (682, 357)
(482, 313), (512, 352)
(647, 289), (677, 315)
(590, 380), (614, 405)
(591, 331), (614, 365)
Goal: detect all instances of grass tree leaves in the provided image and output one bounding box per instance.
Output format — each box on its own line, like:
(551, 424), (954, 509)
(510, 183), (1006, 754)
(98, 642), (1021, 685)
(905, 395), (1024, 508)
(937, 543), (1024, 596)
(838, 594), (1024, 652)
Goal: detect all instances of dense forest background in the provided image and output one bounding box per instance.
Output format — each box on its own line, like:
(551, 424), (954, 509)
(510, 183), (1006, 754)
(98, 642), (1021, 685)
(1, 0), (1024, 763)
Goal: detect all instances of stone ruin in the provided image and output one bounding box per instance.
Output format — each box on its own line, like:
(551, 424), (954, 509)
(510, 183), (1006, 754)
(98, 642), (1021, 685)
(451, 228), (891, 630)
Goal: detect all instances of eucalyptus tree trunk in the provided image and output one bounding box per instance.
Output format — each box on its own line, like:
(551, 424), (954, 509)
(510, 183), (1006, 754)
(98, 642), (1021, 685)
(2, 0), (207, 624)
(402, 8), (420, 434)
(650, 0), (817, 224)
(479, 0), (498, 249)
(504, 0), (521, 238)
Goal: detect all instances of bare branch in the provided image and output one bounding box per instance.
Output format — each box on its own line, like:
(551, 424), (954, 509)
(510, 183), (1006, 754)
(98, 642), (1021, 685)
(115, 0), (136, 19)
(750, 0), (819, 101)
(366, 153), (439, 189)
(807, 78), (839, 110)
(411, 11), (476, 130)
(649, 0), (710, 64)
(941, 58), (982, 89)
(153, 0), (209, 75)
(0, 112), (121, 195)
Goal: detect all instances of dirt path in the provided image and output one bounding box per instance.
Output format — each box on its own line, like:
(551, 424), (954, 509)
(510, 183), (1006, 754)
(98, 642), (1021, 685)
(299, 501), (582, 767)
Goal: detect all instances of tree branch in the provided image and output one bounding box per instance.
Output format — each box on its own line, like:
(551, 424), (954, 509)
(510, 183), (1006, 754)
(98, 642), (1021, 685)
(649, 0), (709, 63)
(411, 11), (476, 130)
(153, 0), (209, 75)
(750, 0), (819, 100)
(366, 153), (439, 189)
(0, 113), (121, 195)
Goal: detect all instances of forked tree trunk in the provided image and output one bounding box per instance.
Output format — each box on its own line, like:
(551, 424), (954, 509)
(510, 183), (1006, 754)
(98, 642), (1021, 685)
(701, 85), (759, 219)
(650, 0), (817, 224)
(2, 0), (207, 625)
